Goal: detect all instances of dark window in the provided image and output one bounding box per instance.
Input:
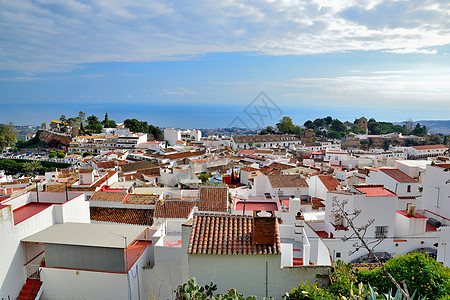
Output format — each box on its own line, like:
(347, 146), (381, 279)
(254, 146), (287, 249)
(407, 185), (411, 193)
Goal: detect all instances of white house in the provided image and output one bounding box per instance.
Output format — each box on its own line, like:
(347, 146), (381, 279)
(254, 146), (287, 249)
(254, 174), (309, 200)
(366, 168), (421, 209)
(164, 128), (202, 146)
(405, 145), (448, 159)
(231, 134), (301, 150)
(0, 191), (90, 299)
(420, 163), (450, 219)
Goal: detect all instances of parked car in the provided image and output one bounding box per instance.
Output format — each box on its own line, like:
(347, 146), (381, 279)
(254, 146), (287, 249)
(408, 247), (437, 258)
(351, 252), (392, 263)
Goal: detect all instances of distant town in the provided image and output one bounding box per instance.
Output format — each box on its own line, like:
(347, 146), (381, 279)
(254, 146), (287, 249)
(1, 113), (449, 299)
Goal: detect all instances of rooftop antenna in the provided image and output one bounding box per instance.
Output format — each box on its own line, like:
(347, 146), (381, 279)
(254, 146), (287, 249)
(65, 182), (69, 202)
(35, 181), (39, 203)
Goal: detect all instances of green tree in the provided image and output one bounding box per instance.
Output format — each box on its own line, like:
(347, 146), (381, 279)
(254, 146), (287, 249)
(0, 122), (18, 148)
(48, 151), (57, 158)
(248, 141), (254, 148)
(324, 116), (333, 125)
(327, 131), (342, 139)
(383, 139), (391, 151)
(277, 116), (295, 134)
(259, 126), (275, 135)
(356, 253), (450, 299)
(83, 151), (93, 157)
(330, 119), (346, 133)
(57, 151), (65, 158)
(101, 112), (116, 128)
(86, 115), (102, 133)
(313, 118), (327, 128)
(303, 120), (316, 130)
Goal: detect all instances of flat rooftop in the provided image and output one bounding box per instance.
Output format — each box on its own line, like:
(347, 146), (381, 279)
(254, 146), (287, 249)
(235, 201), (278, 211)
(13, 202), (53, 225)
(22, 222), (148, 248)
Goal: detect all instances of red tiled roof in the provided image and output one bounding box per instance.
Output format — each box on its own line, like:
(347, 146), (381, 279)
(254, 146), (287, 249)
(198, 186), (228, 212)
(411, 144), (447, 150)
(318, 175), (340, 191)
(379, 168), (417, 183)
(125, 194), (158, 205)
(354, 185), (396, 197)
(188, 214), (281, 255)
(90, 191), (128, 202)
(96, 161), (117, 169)
(268, 175), (308, 188)
(90, 207), (153, 225)
(154, 200), (196, 219)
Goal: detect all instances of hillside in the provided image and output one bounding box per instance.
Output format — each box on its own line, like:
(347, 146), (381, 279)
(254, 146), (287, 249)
(394, 120), (450, 135)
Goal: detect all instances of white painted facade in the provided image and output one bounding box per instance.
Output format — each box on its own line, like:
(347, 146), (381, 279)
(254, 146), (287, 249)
(421, 164), (450, 218)
(0, 192), (89, 299)
(164, 128), (202, 146)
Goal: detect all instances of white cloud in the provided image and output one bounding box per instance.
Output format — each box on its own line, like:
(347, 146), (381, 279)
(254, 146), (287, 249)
(0, 0), (449, 73)
(383, 48), (438, 55)
(158, 87), (197, 96)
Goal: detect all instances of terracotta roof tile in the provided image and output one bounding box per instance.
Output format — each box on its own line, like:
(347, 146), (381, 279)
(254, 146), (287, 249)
(126, 194), (158, 205)
(96, 161), (117, 169)
(379, 168), (417, 183)
(90, 191), (128, 202)
(188, 214), (281, 255)
(411, 144), (447, 150)
(154, 200), (196, 219)
(90, 207), (153, 225)
(233, 134), (300, 144)
(318, 175), (340, 191)
(198, 186), (228, 212)
(120, 161), (157, 173)
(268, 175), (308, 188)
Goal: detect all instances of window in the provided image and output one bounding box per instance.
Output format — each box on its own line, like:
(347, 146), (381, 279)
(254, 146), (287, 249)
(375, 226), (388, 239)
(336, 252), (341, 258)
(407, 185), (411, 193)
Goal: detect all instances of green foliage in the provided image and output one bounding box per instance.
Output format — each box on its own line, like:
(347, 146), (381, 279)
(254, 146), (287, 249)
(123, 119), (164, 140)
(326, 260), (357, 298)
(199, 173), (211, 183)
(102, 112), (117, 128)
(0, 122), (18, 149)
(177, 278), (260, 300)
(327, 131), (342, 140)
(56, 151), (65, 158)
(259, 126), (275, 135)
(83, 151), (93, 157)
(277, 116), (296, 134)
(0, 158), (70, 175)
(356, 253), (450, 299)
(74, 152), (82, 155)
(48, 151), (57, 158)
(285, 282), (334, 300)
(16, 130), (47, 149)
(304, 120), (316, 130)
(330, 119), (346, 134)
(410, 123), (427, 137)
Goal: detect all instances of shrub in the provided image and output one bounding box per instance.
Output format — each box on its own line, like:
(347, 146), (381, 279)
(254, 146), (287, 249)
(48, 151), (56, 158)
(56, 151), (65, 158)
(285, 282), (334, 300)
(83, 151), (92, 157)
(356, 253), (450, 299)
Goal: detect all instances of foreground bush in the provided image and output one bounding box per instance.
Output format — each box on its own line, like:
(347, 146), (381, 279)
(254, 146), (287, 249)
(355, 253), (450, 299)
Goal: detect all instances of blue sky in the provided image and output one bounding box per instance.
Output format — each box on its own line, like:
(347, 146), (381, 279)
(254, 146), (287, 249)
(0, 0), (449, 128)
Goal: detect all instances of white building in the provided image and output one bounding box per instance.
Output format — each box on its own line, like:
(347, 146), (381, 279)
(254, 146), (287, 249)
(164, 128), (202, 146)
(366, 168), (421, 209)
(405, 145), (448, 159)
(231, 134), (301, 150)
(0, 191), (90, 299)
(420, 163), (450, 219)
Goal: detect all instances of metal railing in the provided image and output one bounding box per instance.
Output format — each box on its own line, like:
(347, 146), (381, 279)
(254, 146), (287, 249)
(26, 264), (41, 280)
(25, 269), (41, 300)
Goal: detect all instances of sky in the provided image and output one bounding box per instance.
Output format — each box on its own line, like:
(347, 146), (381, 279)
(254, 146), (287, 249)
(0, 0), (449, 129)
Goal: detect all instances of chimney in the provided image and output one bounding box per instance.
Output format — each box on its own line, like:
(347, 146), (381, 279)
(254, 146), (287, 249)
(253, 211), (277, 245)
(407, 204), (416, 217)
